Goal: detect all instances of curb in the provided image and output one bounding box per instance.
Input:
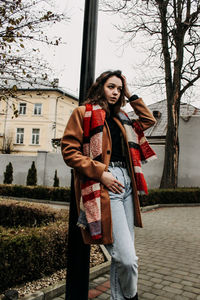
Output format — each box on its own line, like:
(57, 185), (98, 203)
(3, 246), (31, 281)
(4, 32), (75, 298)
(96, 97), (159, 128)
(0, 195), (69, 208)
(0, 246), (111, 300)
(20, 262), (111, 300)
(141, 202), (200, 212)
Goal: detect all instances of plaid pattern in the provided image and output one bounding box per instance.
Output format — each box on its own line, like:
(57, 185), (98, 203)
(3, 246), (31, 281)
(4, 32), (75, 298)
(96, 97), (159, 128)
(118, 111), (157, 195)
(78, 104), (106, 240)
(77, 105), (156, 240)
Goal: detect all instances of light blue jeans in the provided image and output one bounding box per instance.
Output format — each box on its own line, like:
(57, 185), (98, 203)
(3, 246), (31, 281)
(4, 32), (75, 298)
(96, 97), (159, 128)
(105, 166), (138, 300)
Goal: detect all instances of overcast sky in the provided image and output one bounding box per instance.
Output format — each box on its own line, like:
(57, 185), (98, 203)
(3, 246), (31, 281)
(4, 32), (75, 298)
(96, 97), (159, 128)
(42, 0), (200, 108)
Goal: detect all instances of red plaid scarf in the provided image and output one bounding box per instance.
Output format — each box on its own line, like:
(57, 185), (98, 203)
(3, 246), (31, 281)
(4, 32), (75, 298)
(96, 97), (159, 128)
(77, 104), (156, 240)
(118, 111), (157, 195)
(78, 104), (105, 240)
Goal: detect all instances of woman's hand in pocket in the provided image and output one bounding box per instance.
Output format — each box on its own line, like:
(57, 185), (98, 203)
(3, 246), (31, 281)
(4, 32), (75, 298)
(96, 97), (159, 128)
(100, 171), (124, 193)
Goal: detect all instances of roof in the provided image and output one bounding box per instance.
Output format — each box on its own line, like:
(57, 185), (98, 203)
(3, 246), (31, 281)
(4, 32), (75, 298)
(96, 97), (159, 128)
(0, 80), (79, 102)
(127, 99), (200, 137)
(18, 87), (79, 101)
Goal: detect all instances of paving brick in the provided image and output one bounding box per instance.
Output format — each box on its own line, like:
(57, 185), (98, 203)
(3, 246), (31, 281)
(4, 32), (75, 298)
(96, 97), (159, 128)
(182, 285), (200, 295)
(182, 291), (197, 299)
(164, 275), (181, 283)
(186, 276), (200, 284)
(152, 289), (175, 299)
(173, 296), (193, 300)
(160, 280), (172, 286)
(172, 270), (189, 276)
(154, 296), (169, 300)
(146, 272), (163, 279)
(139, 274), (151, 281)
(49, 207), (200, 300)
(88, 289), (102, 298)
(96, 293), (110, 299)
(96, 284), (109, 292)
(156, 268), (171, 276)
(142, 292), (155, 299)
(170, 282), (183, 289)
(153, 284), (163, 290)
(101, 280), (110, 288)
(93, 277), (106, 284)
(162, 286), (182, 295)
(139, 279), (154, 287)
(150, 278), (162, 284)
(181, 280), (193, 286)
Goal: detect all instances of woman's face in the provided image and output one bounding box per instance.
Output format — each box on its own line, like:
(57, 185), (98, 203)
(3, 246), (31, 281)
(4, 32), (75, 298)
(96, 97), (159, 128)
(103, 76), (123, 105)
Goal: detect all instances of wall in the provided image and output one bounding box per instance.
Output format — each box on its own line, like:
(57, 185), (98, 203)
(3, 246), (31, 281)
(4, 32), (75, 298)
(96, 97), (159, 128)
(178, 116), (200, 187)
(0, 151), (71, 187)
(0, 153), (36, 185)
(143, 116), (200, 188)
(142, 144), (165, 189)
(0, 116), (199, 188)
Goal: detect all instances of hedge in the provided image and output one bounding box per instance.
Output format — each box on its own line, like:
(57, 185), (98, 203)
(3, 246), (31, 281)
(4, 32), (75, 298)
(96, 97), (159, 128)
(0, 222), (68, 293)
(0, 184), (70, 202)
(0, 200), (68, 293)
(0, 200), (59, 228)
(140, 188), (200, 207)
(1, 185), (199, 207)
(0, 201), (104, 294)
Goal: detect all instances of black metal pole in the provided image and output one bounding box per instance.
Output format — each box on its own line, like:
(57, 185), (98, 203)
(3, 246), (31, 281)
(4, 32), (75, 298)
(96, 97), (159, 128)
(79, 0), (99, 104)
(65, 1), (99, 299)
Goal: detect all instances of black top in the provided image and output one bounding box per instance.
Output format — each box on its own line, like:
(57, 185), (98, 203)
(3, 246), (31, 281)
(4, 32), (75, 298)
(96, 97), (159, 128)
(106, 115), (124, 162)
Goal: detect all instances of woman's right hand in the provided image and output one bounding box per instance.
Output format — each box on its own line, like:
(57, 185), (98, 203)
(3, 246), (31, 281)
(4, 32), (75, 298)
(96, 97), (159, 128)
(122, 75), (131, 99)
(100, 171), (124, 194)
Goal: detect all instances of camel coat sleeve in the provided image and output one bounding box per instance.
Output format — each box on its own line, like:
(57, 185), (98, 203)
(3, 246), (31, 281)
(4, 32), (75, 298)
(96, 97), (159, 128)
(129, 98), (156, 130)
(61, 106), (106, 180)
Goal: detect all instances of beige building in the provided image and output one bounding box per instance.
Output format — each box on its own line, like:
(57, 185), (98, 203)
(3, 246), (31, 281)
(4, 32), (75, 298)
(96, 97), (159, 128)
(0, 88), (78, 155)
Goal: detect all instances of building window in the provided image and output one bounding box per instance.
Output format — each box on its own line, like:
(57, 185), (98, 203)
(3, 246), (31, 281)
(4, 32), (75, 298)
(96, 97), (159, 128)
(16, 128), (24, 144)
(32, 128), (40, 145)
(19, 103), (26, 115)
(34, 103), (42, 115)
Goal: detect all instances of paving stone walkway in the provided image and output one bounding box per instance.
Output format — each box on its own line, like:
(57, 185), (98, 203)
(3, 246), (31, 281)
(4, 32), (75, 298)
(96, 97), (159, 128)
(55, 206), (200, 300)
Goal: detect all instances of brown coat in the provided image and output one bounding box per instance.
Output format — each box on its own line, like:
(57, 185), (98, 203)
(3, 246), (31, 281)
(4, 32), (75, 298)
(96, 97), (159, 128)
(61, 98), (156, 245)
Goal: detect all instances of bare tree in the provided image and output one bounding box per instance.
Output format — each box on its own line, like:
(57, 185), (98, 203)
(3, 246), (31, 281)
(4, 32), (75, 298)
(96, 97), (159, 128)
(101, 0), (200, 188)
(0, 0), (68, 98)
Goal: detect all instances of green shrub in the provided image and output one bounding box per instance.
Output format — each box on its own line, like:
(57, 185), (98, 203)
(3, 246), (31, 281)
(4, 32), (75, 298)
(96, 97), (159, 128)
(53, 170), (59, 187)
(0, 222), (68, 293)
(0, 200), (68, 293)
(3, 162), (13, 184)
(0, 201), (104, 294)
(0, 200), (58, 228)
(26, 161), (37, 186)
(0, 184), (70, 202)
(140, 188), (200, 206)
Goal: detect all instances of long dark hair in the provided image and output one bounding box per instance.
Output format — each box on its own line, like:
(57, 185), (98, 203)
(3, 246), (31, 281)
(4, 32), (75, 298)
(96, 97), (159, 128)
(84, 70), (126, 115)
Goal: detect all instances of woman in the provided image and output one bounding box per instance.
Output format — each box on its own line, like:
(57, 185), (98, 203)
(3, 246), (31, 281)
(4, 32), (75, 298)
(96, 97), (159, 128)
(61, 70), (156, 300)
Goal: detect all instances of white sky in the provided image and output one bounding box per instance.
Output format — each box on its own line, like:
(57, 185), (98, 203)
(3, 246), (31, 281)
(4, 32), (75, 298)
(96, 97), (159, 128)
(41, 0), (200, 108)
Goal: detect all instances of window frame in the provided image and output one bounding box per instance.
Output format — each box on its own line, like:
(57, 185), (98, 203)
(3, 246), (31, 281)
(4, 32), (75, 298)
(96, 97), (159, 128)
(16, 128), (24, 144)
(19, 102), (27, 115)
(31, 128), (40, 145)
(34, 103), (42, 115)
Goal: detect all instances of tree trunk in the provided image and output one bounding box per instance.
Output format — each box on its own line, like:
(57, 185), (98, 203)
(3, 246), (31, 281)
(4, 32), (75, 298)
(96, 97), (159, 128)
(160, 94), (180, 188)
(158, 1), (184, 188)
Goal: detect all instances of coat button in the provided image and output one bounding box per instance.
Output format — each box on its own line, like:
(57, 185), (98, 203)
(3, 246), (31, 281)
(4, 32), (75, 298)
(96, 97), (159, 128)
(107, 150), (111, 154)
